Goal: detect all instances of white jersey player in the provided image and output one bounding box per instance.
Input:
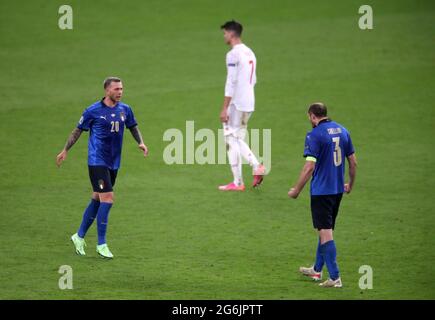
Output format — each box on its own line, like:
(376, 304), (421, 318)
(218, 20), (265, 191)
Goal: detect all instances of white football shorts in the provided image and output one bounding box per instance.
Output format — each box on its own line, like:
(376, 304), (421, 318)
(223, 104), (252, 140)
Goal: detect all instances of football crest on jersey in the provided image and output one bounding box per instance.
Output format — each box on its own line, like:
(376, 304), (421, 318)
(120, 112), (125, 122)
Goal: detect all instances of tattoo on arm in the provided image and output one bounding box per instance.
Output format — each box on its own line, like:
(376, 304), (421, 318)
(129, 126), (144, 145)
(64, 128), (83, 151)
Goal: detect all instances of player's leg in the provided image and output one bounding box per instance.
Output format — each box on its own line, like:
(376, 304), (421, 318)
(219, 135), (245, 191)
(71, 192), (100, 255)
(301, 195), (339, 283)
(235, 112), (265, 187)
(96, 168), (117, 245)
(319, 229), (334, 243)
(314, 237), (324, 272)
(300, 195), (326, 280)
(86, 166), (116, 258)
(299, 241), (323, 280)
(237, 112), (260, 168)
(97, 191), (113, 243)
(95, 169), (119, 258)
(70, 168), (105, 256)
(95, 191), (114, 259)
(318, 194), (343, 288)
(298, 235), (325, 280)
(76, 192), (100, 238)
(227, 135), (243, 186)
(238, 139), (260, 167)
(318, 229), (341, 287)
(219, 105), (245, 191)
(299, 234), (323, 281)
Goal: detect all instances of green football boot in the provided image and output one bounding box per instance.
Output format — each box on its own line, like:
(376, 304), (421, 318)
(71, 233), (86, 256)
(96, 244), (114, 259)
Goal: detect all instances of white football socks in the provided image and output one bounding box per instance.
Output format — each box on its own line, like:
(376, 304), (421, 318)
(238, 138), (260, 171)
(227, 136), (243, 186)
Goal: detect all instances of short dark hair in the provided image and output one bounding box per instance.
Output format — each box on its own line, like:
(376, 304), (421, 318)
(220, 20), (243, 37)
(308, 102), (328, 118)
(103, 76), (122, 89)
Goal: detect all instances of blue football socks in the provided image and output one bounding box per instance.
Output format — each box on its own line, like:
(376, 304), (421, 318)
(321, 240), (340, 280)
(96, 202), (113, 245)
(314, 238), (324, 272)
(77, 199), (100, 238)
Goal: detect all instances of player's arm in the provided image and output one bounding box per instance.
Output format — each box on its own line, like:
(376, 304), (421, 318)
(220, 52), (237, 123)
(129, 125), (148, 157)
(56, 128), (83, 167)
(288, 158), (316, 199)
(344, 153), (357, 194)
(220, 97), (232, 123)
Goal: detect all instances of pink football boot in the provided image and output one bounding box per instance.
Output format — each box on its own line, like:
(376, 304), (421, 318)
(252, 164), (265, 188)
(218, 182), (246, 191)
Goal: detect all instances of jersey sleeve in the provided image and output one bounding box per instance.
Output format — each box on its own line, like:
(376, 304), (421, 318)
(224, 51), (238, 97)
(77, 108), (93, 131)
(303, 133), (320, 159)
(345, 132), (355, 157)
(125, 106), (138, 129)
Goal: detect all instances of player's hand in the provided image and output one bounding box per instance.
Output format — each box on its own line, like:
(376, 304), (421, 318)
(344, 183), (352, 194)
(288, 187), (300, 199)
(139, 143), (148, 157)
(220, 109), (228, 123)
(56, 150), (67, 167)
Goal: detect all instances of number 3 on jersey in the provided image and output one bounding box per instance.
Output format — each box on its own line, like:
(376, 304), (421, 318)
(332, 137), (342, 166)
(111, 121), (120, 133)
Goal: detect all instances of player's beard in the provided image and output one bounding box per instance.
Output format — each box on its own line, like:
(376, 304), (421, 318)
(109, 95), (121, 103)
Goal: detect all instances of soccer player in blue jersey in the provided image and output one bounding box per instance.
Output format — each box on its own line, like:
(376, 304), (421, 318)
(288, 102), (357, 288)
(56, 77), (148, 259)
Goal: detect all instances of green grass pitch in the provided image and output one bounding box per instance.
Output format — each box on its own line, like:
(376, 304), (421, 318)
(0, 0), (434, 299)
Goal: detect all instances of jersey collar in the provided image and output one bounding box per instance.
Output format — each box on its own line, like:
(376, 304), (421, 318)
(315, 118), (331, 127)
(100, 98), (119, 108)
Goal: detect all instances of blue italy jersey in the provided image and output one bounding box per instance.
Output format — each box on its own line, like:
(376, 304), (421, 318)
(303, 119), (355, 196)
(77, 99), (137, 170)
